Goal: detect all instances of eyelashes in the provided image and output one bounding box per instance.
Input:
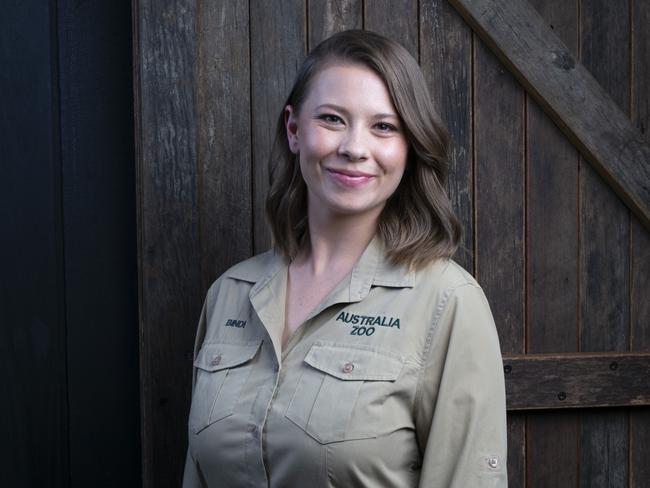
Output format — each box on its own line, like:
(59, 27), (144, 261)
(374, 122), (398, 133)
(316, 113), (400, 133)
(317, 113), (344, 124)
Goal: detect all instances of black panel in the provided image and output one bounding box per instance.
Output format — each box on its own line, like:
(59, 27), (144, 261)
(0, 1), (140, 486)
(0, 1), (69, 487)
(56, 1), (140, 487)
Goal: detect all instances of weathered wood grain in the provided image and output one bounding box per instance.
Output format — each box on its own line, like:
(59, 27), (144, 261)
(474, 41), (525, 356)
(579, 171), (630, 352)
(525, 0), (579, 484)
(630, 1), (650, 486)
(364, 0), (418, 59)
(308, 0), (362, 49)
(135, 1), (202, 486)
(631, 228), (650, 350)
(526, 412), (579, 488)
(580, 408), (628, 488)
(507, 411), (527, 488)
(473, 34), (526, 487)
(507, 414), (526, 488)
(579, 2), (631, 486)
(630, 219), (650, 488)
(250, 0), (306, 253)
(526, 0), (579, 358)
(448, 0), (650, 231)
(503, 353), (650, 410)
(420, 0), (474, 272)
(197, 1), (252, 290)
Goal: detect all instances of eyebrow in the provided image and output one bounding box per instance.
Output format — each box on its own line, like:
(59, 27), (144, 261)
(314, 103), (399, 120)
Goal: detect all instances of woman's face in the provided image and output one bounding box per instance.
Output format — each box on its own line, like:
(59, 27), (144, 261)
(285, 63), (408, 221)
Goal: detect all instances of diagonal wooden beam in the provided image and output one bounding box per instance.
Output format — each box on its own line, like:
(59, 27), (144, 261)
(449, 0), (650, 230)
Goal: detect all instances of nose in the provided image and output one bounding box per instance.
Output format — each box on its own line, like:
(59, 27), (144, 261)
(338, 127), (369, 161)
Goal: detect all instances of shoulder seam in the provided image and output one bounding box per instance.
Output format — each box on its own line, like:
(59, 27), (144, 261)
(411, 282), (480, 418)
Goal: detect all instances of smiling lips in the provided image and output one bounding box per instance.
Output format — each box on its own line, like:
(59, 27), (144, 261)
(326, 168), (375, 187)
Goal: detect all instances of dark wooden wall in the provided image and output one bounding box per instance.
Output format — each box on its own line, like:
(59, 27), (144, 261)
(134, 0), (650, 486)
(0, 1), (141, 486)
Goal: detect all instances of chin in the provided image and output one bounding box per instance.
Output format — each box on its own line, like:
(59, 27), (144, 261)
(326, 200), (383, 217)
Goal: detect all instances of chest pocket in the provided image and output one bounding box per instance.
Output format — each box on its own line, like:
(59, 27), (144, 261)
(189, 341), (261, 434)
(285, 342), (404, 444)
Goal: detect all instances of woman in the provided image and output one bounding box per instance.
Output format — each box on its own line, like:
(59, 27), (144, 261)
(183, 30), (507, 487)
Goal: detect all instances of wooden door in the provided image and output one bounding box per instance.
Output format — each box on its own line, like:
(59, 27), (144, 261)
(133, 0), (650, 486)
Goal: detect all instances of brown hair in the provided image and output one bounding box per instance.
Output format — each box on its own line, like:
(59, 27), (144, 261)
(265, 29), (461, 269)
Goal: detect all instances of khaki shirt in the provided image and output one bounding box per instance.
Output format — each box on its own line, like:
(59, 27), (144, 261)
(183, 238), (507, 487)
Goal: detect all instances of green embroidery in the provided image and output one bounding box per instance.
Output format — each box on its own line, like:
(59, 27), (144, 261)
(336, 311), (400, 329)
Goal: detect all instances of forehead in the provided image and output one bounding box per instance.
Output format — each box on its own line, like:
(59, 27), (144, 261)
(302, 63), (397, 113)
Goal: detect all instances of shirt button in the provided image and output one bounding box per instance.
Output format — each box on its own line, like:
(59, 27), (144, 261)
(210, 354), (222, 366)
(487, 456), (499, 469)
(342, 362), (355, 373)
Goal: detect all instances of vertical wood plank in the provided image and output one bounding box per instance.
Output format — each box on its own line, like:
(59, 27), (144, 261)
(420, 0), (474, 272)
(506, 413), (526, 488)
(630, 1), (650, 486)
(473, 46), (525, 355)
(0, 2), (69, 486)
(526, 0), (579, 355)
(250, 0), (306, 253)
(527, 412), (579, 488)
(630, 226), (650, 488)
(135, 1), (202, 486)
(197, 1), (252, 289)
(474, 36), (526, 487)
(474, 45), (525, 354)
(308, 0), (362, 49)
(580, 409), (629, 488)
(525, 1), (579, 485)
(579, 0), (631, 486)
(364, 0), (419, 59)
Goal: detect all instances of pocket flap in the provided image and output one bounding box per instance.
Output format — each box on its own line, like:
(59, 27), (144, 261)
(304, 342), (403, 381)
(194, 341), (261, 372)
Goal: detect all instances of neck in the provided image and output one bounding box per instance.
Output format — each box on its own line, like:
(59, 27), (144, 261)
(295, 202), (381, 276)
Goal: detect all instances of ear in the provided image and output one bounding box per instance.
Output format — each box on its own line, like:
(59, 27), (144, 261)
(285, 105), (299, 154)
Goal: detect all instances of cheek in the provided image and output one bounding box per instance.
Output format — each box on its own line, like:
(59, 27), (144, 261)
(302, 127), (340, 157)
(379, 141), (408, 174)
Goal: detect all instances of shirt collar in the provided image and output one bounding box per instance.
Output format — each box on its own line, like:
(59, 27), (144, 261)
(227, 237), (414, 365)
(225, 236), (415, 296)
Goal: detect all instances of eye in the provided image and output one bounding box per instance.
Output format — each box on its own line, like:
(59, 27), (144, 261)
(374, 121), (399, 133)
(317, 113), (344, 125)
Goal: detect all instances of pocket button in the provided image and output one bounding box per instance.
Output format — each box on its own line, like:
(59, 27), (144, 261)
(210, 354), (222, 366)
(342, 362), (355, 373)
(487, 456), (499, 469)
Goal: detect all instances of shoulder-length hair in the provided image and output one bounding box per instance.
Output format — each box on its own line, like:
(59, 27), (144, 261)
(265, 29), (461, 269)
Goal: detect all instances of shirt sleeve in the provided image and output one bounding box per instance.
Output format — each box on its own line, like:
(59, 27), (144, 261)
(182, 449), (207, 488)
(415, 283), (508, 487)
(182, 290), (211, 488)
